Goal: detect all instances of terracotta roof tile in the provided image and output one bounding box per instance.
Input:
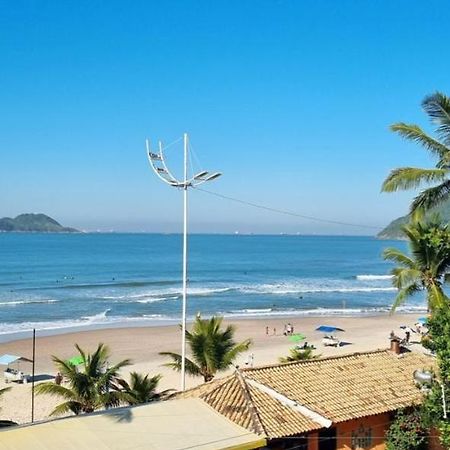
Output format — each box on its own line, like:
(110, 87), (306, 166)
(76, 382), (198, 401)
(243, 350), (434, 423)
(176, 350), (435, 439)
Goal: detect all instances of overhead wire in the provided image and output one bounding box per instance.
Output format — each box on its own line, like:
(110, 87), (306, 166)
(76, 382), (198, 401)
(160, 135), (183, 152)
(156, 136), (384, 231)
(193, 187), (383, 231)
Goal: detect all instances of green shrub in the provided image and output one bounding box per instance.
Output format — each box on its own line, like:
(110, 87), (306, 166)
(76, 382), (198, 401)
(385, 409), (428, 450)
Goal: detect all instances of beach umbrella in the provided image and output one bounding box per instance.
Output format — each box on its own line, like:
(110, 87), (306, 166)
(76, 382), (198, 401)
(417, 317), (428, 325)
(288, 333), (306, 343)
(315, 325), (344, 333)
(67, 355), (84, 366)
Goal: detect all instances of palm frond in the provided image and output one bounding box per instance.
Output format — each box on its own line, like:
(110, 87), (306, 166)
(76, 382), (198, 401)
(391, 284), (422, 313)
(410, 179), (450, 217)
(422, 92), (450, 142)
(160, 315), (252, 382)
(222, 339), (252, 367)
(279, 347), (315, 363)
(391, 267), (422, 290)
(42, 343), (131, 415)
(118, 372), (163, 405)
(427, 283), (449, 311)
(35, 383), (77, 400)
(441, 152), (450, 169)
(50, 401), (83, 416)
(158, 352), (202, 377)
(382, 167), (447, 192)
(390, 122), (450, 159)
(383, 247), (415, 268)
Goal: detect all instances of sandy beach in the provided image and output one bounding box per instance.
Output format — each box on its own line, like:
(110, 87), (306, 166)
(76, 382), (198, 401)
(0, 313), (425, 424)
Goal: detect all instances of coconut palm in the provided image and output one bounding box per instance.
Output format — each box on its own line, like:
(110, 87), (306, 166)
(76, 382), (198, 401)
(279, 347), (316, 363)
(160, 315), (251, 382)
(35, 343), (131, 416)
(116, 372), (171, 405)
(382, 92), (450, 218)
(384, 219), (450, 312)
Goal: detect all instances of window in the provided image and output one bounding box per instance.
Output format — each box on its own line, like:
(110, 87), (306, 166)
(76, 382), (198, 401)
(318, 428), (337, 450)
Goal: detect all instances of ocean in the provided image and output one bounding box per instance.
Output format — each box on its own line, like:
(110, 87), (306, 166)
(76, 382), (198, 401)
(0, 233), (425, 340)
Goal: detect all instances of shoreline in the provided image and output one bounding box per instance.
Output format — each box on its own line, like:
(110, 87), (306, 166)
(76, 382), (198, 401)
(0, 313), (427, 424)
(0, 309), (426, 344)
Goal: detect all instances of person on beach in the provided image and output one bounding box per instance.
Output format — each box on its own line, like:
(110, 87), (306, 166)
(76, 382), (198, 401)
(265, 326), (269, 336)
(55, 372), (62, 385)
(273, 327), (276, 336)
(286, 323), (292, 335)
(405, 330), (411, 344)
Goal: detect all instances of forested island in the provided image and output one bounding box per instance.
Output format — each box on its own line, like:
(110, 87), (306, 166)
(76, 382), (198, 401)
(0, 214), (79, 233)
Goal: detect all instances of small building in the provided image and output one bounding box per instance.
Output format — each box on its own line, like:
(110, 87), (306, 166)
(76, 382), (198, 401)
(180, 349), (439, 450)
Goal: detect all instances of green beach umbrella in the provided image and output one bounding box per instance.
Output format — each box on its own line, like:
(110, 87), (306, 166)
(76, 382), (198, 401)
(288, 333), (306, 343)
(67, 355), (84, 366)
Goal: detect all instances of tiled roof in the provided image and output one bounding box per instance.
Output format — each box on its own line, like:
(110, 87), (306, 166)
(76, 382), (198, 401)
(179, 372), (322, 438)
(244, 350), (433, 423)
(179, 349), (435, 439)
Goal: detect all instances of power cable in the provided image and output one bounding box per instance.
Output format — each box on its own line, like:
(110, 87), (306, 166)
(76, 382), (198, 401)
(193, 187), (383, 230)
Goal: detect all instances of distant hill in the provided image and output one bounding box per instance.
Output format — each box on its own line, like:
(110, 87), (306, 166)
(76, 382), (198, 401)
(377, 198), (450, 239)
(0, 214), (79, 233)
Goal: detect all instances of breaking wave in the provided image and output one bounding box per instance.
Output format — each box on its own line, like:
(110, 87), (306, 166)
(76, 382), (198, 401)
(0, 314), (175, 336)
(0, 299), (59, 307)
(237, 284), (396, 295)
(136, 296), (179, 304)
(224, 305), (427, 318)
(356, 275), (393, 281)
(81, 309), (111, 322)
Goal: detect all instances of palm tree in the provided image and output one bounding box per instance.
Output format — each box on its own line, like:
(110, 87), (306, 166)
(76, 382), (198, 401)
(382, 92), (450, 217)
(279, 347), (316, 363)
(384, 219), (450, 312)
(116, 372), (171, 405)
(160, 315), (251, 382)
(35, 343), (131, 416)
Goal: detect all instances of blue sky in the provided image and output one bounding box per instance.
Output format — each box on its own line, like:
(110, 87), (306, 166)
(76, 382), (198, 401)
(1, 0), (449, 234)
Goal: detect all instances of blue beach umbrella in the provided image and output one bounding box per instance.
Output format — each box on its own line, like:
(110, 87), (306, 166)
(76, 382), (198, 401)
(417, 317), (428, 325)
(315, 325), (345, 333)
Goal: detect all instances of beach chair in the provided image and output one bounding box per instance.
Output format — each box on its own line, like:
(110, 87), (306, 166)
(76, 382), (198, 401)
(322, 335), (340, 347)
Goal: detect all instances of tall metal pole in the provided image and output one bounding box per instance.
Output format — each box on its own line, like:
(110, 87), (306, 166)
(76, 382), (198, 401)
(31, 328), (35, 423)
(146, 133), (221, 392)
(181, 133), (188, 391)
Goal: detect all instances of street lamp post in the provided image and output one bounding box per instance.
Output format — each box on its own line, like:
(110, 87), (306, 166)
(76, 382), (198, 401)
(146, 133), (221, 391)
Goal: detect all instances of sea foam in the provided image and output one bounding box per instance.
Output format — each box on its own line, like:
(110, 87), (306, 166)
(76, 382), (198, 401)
(356, 275), (394, 281)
